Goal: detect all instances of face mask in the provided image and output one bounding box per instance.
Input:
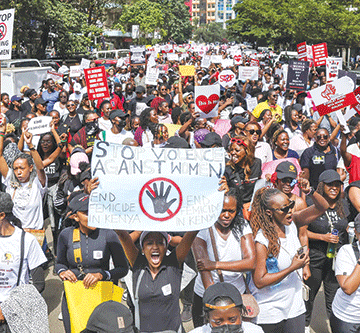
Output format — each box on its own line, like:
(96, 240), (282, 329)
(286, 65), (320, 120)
(211, 324), (244, 333)
(114, 119), (126, 131)
(85, 120), (99, 135)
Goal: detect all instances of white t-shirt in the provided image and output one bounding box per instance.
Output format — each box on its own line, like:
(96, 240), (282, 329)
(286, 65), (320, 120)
(98, 117), (112, 132)
(194, 222), (253, 298)
(100, 128), (134, 144)
(249, 222), (305, 324)
(190, 322), (264, 333)
(52, 102), (69, 118)
(255, 141), (273, 165)
(289, 134), (314, 158)
(332, 242), (360, 323)
(0, 227), (47, 303)
(4, 171), (47, 229)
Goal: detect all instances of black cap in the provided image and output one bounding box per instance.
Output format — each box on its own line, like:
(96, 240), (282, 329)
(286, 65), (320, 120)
(84, 301), (135, 333)
(135, 85), (145, 94)
(34, 97), (48, 106)
(24, 89), (37, 98)
(201, 132), (222, 147)
(110, 109), (127, 120)
(275, 161), (297, 180)
(319, 170), (343, 184)
(203, 282), (243, 310)
(292, 103), (303, 112)
(231, 116), (247, 127)
(165, 136), (190, 148)
(69, 192), (89, 214)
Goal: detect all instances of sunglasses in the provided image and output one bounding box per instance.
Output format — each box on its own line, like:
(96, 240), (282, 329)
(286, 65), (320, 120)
(316, 134), (328, 140)
(67, 104), (76, 107)
(247, 129), (261, 136)
(230, 138), (248, 148)
(272, 200), (295, 213)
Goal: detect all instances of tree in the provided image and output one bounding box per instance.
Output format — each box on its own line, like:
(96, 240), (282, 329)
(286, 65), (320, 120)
(227, 0), (360, 49)
(193, 22), (228, 43)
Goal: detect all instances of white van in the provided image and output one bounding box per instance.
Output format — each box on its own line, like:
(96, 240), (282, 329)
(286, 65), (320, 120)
(1, 59), (42, 68)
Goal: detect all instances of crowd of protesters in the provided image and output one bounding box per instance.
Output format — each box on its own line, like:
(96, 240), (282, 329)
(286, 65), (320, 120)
(0, 43), (360, 333)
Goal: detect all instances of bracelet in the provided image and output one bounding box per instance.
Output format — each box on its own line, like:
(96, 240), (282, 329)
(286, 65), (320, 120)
(306, 187), (315, 196)
(57, 142), (64, 148)
(29, 146), (35, 151)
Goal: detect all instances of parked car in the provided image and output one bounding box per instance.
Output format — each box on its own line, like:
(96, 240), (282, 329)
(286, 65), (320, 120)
(1, 59), (41, 68)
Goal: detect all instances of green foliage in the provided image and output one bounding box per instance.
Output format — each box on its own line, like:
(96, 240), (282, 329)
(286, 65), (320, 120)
(227, 0), (360, 48)
(193, 22), (229, 43)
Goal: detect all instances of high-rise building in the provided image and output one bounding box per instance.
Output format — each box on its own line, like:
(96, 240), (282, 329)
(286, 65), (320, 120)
(216, 0), (238, 28)
(192, 0), (216, 25)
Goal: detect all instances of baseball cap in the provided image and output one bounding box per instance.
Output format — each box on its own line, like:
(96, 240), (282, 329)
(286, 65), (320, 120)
(203, 282), (243, 310)
(24, 89), (37, 98)
(201, 132), (222, 147)
(140, 232), (169, 248)
(0, 192), (14, 214)
(110, 109), (127, 120)
(275, 161), (298, 180)
(83, 301), (135, 333)
(135, 85), (145, 94)
(164, 136), (190, 148)
(318, 170), (343, 184)
(69, 192), (89, 214)
(232, 106), (246, 115)
(182, 92), (193, 99)
(70, 150), (89, 175)
(11, 95), (23, 102)
(73, 83), (82, 92)
(230, 116), (247, 127)
(34, 97), (48, 106)
(292, 103), (303, 112)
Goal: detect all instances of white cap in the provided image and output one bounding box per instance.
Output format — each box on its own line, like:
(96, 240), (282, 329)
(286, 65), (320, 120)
(232, 106), (246, 115)
(73, 83), (81, 92)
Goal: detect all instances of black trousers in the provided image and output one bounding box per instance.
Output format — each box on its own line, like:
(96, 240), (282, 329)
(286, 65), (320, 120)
(61, 293), (71, 333)
(192, 292), (204, 328)
(305, 250), (339, 326)
(259, 313), (305, 333)
(0, 323), (10, 333)
(330, 312), (360, 333)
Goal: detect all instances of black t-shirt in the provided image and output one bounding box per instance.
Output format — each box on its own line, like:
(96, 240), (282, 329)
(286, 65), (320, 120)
(224, 157), (262, 204)
(20, 100), (33, 114)
(44, 158), (64, 187)
(6, 109), (29, 129)
(62, 114), (83, 137)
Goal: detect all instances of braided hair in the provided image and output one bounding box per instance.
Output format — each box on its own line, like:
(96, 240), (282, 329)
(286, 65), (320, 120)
(250, 187), (283, 257)
(316, 182), (345, 218)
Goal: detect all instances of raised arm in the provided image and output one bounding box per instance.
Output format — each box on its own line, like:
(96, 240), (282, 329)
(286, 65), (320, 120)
(0, 116), (9, 178)
(192, 236), (214, 290)
(176, 230), (199, 265)
(340, 131), (352, 168)
(115, 230), (139, 267)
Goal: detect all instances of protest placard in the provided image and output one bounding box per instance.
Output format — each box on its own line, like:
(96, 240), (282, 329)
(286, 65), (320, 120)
(84, 66), (110, 100)
(88, 142), (225, 231)
(250, 59), (260, 67)
(179, 65), (195, 77)
(213, 119), (231, 138)
(246, 97), (258, 111)
(201, 55), (211, 68)
(195, 85), (220, 118)
(70, 66), (81, 77)
(219, 69), (236, 88)
(145, 67), (159, 86)
(80, 58), (91, 69)
(27, 116), (52, 135)
(312, 43), (328, 67)
(167, 53), (179, 61)
(286, 60), (310, 91)
(0, 8), (15, 60)
(221, 58), (234, 69)
(310, 76), (357, 116)
(156, 64), (169, 75)
(238, 66), (258, 81)
(211, 55), (223, 64)
(130, 45), (146, 65)
(338, 70), (357, 86)
(47, 71), (63, 82)
(116, 58), (124, 68)
(233, 54), (242, 65)
(297, 42), (308, 61)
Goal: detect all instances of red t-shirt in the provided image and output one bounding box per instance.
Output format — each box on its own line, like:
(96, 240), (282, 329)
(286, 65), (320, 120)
(346, 154), (360, 184)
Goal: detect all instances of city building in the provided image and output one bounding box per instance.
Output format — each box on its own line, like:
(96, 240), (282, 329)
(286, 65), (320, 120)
(192, 0), (216, 25)
(216, 0), (238, 28)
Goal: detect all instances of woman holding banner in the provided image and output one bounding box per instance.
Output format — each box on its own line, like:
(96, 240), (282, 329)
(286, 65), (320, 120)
(192, 188), (256, 327)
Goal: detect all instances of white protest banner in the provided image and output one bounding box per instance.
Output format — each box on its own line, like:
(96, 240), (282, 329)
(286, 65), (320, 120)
(167, 53), (179, 61)
(145, 67), (159, 86)
(47, 70), (63, 82)
(88, 142), (225, 231)
(27, 116), (52, 135)
(310, 76), (357, 116)
(130, 45), (146, 64)
(233, 54), (242, 65)
(246, 97), (258, 111)
(147, 55), (156, 68)
(195, 84), (220, 118)
(70, 65), (81, 77)
(201, 55), (211, 68)
(0, 9), (15, 60)
(211, 55), (222, 63)
(219, 69), (236, 88)
(221, 58), (234, 69)
(80, 58), (91, 69)
(326, 58), (342, 82)
(116, 58), (124, 68)
(238, 66), (258, 81)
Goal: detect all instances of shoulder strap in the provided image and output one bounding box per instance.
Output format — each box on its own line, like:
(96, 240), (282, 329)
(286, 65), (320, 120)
(353, 243), (360, 261)
(73, 228), (82, 264)
(16, 230), (26, 286)
(208, 227), (224, 283)
(134, 269), (145, 330)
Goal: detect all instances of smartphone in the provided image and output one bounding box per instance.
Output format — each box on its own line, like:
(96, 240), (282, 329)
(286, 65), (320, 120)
(297, 245), (308, 256)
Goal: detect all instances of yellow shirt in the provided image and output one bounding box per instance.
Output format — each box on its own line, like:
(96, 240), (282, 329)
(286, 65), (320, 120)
(252, 101), (283, 121)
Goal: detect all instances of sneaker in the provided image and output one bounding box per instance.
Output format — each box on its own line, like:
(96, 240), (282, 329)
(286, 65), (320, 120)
(305, 326), (310, 333)
(181, 304), (192, 322)
(58, 311), (63, 321)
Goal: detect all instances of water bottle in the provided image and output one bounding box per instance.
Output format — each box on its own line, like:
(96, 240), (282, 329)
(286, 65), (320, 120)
(348, 222), (355, 245)
(326, 229), (339, 259)
(266, 254), (281, 288)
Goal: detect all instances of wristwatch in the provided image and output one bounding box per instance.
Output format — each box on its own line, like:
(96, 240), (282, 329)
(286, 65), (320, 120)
(306, 187), (315, 196)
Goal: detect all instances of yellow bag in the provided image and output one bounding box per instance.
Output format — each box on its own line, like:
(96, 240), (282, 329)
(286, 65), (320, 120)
(64, 280), (124, 333)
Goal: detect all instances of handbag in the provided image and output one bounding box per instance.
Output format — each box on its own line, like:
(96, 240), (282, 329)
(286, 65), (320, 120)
(64, 228), (124, 333)
(208, 227), (259, 319)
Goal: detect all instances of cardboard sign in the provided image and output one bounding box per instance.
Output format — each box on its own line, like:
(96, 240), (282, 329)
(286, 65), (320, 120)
(167, 53), (179, 61)
(201, 55), (211, 68)
(47, 71), (63, 82)
(297, 42), (308, 61)
(246, 97), (258, 111)
(221, 58), (234, 68)
(286, 60), (310, 91)
(312, 43), (328, 67)
(80, 58), (91, 69)
(130, 45), (146, 65)
(233, 54), (242, 65)
(213, 119), (231, 138)
(211, 55), (223, 64)
(250, 59), (260, 67)
(156, 64), (169, 75)
(27, 116), (52, 135)
(89, 141), (225, 231)
(84, 66), (110, 100)
(116, 58), (124, 68)
(238, 66), (259, 81)
(338, 70), (357, 86)
(70, 66), (82, 77)
(326, 58), (342, 82)
(195, 85), (220, 118)
(219, 69), (236, 88)
(179, 65), (195, 77)
(0, 8), (15, 60)
(352, 86), (360, 115)
(147, 55), (156, 68)
(145, 67), (159, 86)
(310, 76), (357, 116)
